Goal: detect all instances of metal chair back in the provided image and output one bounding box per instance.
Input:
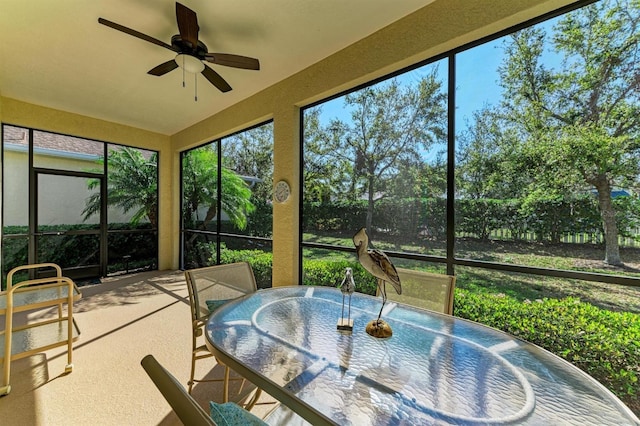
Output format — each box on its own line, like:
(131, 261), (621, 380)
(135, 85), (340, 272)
(382, 268), (456, 314)
(141, 354), (215, 426)
(186, 262), (258, 324)
(184, 262), (261, 406)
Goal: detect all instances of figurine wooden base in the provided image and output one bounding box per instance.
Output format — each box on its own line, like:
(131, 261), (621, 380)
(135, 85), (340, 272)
(365, 319), (392, 339)
(337, 318), (354, 334)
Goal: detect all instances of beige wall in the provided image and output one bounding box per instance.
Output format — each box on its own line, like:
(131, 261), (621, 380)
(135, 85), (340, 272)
(2, 150), (28, 226)
(0, 0), (578, 280)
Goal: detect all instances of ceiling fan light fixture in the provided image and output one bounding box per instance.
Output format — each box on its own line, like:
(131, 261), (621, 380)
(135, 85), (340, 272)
(175, 53), (204, 73)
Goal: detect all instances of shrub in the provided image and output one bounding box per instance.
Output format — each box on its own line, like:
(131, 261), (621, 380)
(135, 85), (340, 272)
(2, 223), (156, 282)
(302, 259), (377, 295)
(218, 249), (381, 294)
(220, 249), (273, 289)
(454, 289), (639, 410)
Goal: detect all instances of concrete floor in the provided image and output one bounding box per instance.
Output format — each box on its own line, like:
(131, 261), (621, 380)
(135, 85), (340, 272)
(0, 270), (277, 425)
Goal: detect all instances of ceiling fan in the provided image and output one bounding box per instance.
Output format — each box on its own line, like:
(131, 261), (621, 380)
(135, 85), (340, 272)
(98, 2), (260, 94)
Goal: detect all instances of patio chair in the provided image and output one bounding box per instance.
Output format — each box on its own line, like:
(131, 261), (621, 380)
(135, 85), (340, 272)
(141, 354), (270, 426)
(382, 268), (456, 314)
(185, 262), (261, 408)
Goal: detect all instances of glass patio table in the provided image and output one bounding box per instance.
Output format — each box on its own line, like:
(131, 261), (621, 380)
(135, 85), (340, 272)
(205, 286), (639, 425)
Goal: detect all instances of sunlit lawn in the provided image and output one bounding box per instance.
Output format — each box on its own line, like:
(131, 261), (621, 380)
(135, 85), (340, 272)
(303, 232), (640, 314)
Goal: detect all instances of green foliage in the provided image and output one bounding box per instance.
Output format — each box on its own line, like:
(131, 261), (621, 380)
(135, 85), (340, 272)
(302, 259), (377, 295)
(454, 289), (640, 404)
(303, 200), (368, 232)
(491, 0), (640, 263)
(182, 146), (255, 231)
(221, 197), (273, 237)
(304, 72), (447, 230)
(456, 199), (516, 241)
(1, 223), (156, 283)
(216, 247), (380, 294)
(183, 239), (217, 270)
(222, 123), (274, 203)
(1, 235), (28, 288)
(2, 226), (30, 235)
(83, 147), (159, 227)
(106, 224), (158, 272)
(220, 248), (273, 289)
(303, 195), (640, 244)
(614, 196), (640, 242)
(515, 193), (602, 243)
(375, 198), (446, 239)
(217, 248), (379, 293)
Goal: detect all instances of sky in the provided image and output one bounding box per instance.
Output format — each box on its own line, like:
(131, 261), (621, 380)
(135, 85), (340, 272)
(310, 14), (562, 163)
(312, 38), (506, 163)
(314, 37), (505, 122)
(312, 41), (505, 163)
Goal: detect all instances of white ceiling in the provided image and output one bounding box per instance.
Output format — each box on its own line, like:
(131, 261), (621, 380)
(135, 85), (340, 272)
(0, 0), (433, 135)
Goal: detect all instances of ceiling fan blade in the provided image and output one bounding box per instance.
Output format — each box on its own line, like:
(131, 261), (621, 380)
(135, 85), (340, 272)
(202, 65), (232, 92)
(148, 60), (179, 76)
(98, 18), (178, 52)
(176, 2), (199, 50)
(204, 53), (260, 70)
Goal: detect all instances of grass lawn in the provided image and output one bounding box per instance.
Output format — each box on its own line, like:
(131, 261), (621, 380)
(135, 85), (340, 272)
(303, 231), (640, 314)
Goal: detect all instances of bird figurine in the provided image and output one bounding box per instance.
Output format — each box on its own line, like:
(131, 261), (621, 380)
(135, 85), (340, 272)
(337, 267), (356, 333)
(353, 227), (401, 338)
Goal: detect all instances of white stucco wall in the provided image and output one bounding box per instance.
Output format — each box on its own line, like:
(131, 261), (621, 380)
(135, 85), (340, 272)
(3, 146), (148, 227)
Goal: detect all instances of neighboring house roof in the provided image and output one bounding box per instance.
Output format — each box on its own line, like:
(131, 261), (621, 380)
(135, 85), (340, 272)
(3, 125), (104, 156)
(3, 124), (157, 161)
(590, 188), (632, 198)
(237, 175), (263, 187)
(612, 190), (630, 198)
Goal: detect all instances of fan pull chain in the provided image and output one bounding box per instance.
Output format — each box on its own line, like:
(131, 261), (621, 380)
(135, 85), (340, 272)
(182, 56), (186, 88)
(195, 73), (198, 101)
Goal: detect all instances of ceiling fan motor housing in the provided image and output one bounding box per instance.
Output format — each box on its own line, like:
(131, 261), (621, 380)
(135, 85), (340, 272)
(171, 35), (208, 57)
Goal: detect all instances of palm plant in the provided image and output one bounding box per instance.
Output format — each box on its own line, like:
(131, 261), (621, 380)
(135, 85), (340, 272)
(84, 145), (255, 239)
(182, 146), (255, 231)
(82, 147), (158, 227)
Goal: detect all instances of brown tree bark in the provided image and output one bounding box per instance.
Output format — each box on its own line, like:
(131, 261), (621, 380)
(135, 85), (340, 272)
(593, 175), (623, 266)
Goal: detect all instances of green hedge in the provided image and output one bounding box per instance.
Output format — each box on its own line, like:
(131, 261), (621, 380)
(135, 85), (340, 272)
(2, 224), (157, 281)
(220, 249), (274, 289)
(302, 259), (378, 295)
(218, 249), (379, 293)
(186, 193), (640, 243)
(454, 289), (639, 408)
(302, 195), (640, 244)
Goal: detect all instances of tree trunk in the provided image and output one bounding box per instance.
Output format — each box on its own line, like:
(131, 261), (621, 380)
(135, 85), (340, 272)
(594, 177), (623, 266)
(201, 205), (218, 230)
(186, 205), (218, 246)
(366, 173), (375, 232)
(147, 206), (158, 229)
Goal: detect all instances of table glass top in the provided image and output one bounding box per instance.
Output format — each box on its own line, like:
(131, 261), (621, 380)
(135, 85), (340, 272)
(206, 286), (639, 425)
(0, 282), (80, 311)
